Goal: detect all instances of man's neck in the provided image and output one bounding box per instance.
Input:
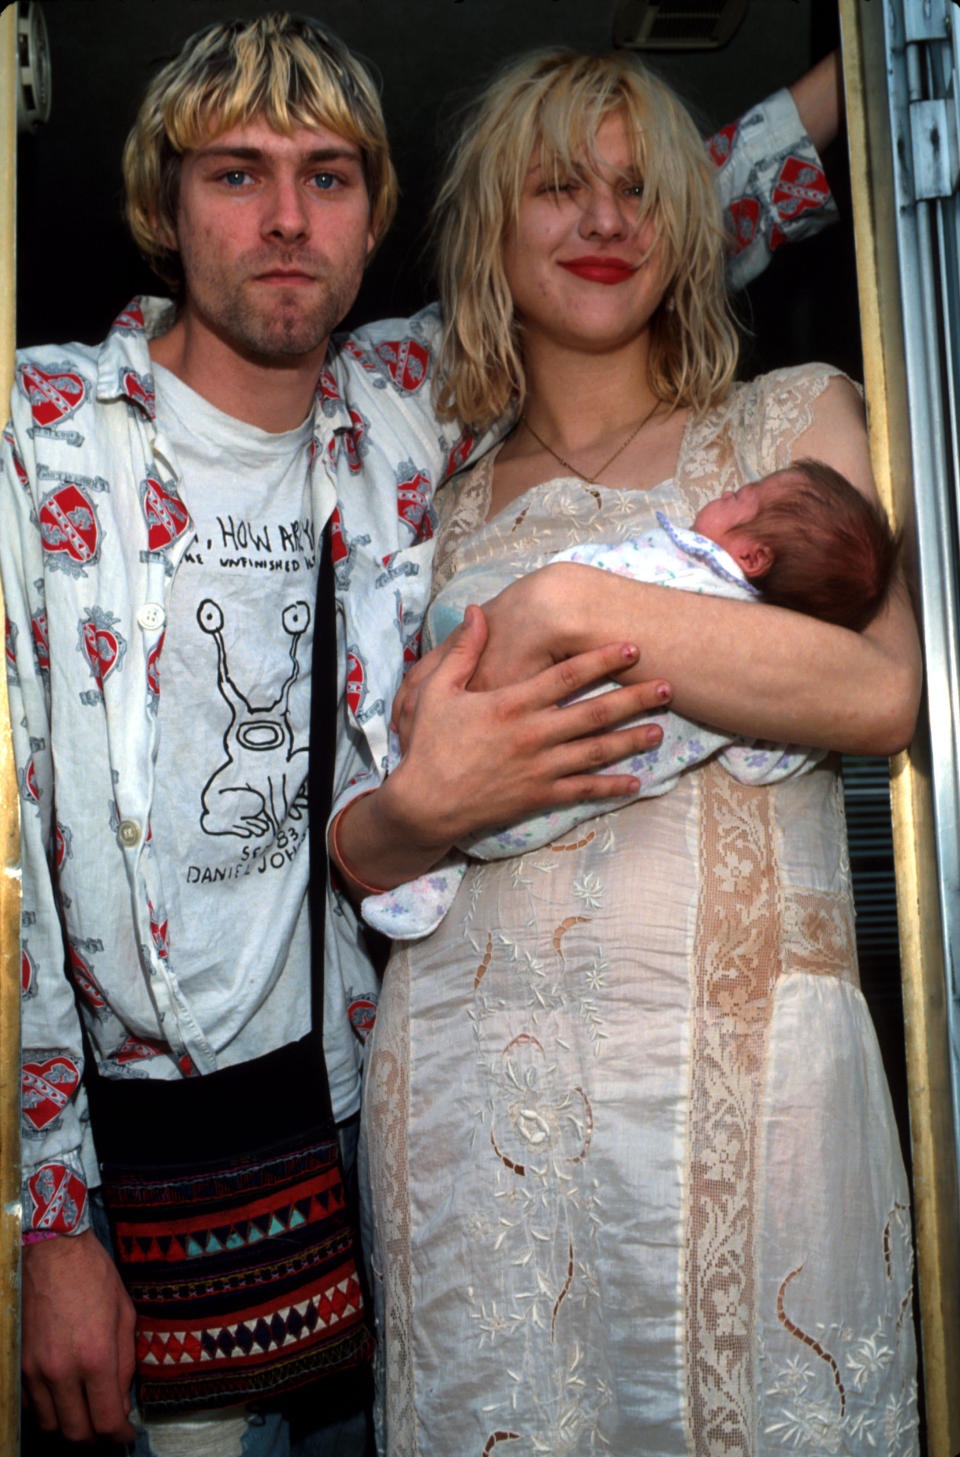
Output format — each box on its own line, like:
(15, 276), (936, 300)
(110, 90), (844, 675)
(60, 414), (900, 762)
(149, 314), (327, 433)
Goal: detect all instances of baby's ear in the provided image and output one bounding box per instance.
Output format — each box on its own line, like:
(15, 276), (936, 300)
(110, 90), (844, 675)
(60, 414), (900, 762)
(730, 538), (774, 581)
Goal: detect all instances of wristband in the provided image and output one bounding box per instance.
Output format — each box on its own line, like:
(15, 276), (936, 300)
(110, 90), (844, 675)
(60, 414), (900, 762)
(22, 1228), (59, 1246)
(329, 792), (390, 896)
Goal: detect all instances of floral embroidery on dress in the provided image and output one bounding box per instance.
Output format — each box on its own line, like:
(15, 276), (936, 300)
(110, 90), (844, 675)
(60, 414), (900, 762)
(363, 947), (416, 1457)
(462, 875), (613, 1454)
(763, 1274), (917, 1457)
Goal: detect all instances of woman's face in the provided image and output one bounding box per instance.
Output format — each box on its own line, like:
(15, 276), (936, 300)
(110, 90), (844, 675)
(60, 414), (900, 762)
(502, 108), (667, 357)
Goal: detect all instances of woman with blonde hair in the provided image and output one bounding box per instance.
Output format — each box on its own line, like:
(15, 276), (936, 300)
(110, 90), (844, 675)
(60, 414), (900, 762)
(333, 49), (921, 1457)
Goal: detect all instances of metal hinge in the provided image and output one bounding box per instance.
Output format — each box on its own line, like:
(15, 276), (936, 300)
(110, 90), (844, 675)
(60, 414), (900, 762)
(909, 99), (960, 197)
(903, 0), (953, 44)
(905, 0), (960, 197)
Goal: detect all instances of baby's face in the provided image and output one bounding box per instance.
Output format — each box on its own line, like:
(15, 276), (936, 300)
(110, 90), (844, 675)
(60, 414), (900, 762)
(692, 469), (799, 552)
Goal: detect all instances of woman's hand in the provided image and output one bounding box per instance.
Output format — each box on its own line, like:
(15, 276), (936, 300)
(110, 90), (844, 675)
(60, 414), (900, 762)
(392, 605), (670, 843)
(334, 604), (672, 901)
(389, 639), (454, 745)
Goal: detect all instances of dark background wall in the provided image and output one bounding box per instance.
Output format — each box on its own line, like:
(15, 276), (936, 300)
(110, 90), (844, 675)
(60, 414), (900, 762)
(16, 0), (855, 380)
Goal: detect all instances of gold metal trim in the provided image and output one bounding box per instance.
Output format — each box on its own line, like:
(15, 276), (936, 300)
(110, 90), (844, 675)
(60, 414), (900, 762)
(840, 4), (960, 1453)
(0, 3), (22, 1449)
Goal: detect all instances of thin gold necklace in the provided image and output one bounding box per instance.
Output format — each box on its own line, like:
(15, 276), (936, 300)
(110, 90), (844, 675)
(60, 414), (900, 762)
(521, 397), (661, 485)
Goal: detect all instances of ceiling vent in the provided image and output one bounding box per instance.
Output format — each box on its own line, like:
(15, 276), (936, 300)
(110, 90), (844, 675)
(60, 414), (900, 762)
(613, 0), (749, 50)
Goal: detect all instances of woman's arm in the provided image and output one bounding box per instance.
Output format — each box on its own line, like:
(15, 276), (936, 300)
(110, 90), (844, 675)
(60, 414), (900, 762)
(330, 610), (671, 901)
(494, 571), (918, 755)
(464, 378), (921, 757)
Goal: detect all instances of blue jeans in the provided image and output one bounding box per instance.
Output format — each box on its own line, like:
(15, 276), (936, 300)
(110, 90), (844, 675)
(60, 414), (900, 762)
(129, 1399), (370, 1457)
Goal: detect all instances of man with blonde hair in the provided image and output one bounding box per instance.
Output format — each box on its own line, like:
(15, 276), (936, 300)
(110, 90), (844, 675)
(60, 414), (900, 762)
(2, 11), (839, 1455)
(6, 16), (446, 1454)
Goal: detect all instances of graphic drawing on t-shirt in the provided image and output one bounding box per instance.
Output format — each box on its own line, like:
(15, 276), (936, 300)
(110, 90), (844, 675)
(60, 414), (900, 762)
(197, 596), (310, 840)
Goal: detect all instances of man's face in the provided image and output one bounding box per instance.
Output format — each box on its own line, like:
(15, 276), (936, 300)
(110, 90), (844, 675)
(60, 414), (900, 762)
(166, 117), (376, 364)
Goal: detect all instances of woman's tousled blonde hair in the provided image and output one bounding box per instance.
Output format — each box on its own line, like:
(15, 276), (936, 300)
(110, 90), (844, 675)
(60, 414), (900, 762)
(432, 49), (739, 428)
(123, 12), (397, 289)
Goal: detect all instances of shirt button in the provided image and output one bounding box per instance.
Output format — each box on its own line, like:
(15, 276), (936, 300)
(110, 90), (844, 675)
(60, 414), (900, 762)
(137, 603), (165, 631)
(117, 819), (141, 848)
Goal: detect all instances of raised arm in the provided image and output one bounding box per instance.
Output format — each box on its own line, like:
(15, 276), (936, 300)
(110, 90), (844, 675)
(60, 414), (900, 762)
(711, 62), (839, 291)
(789, 49), (842, 157)
(468, 377), (921, 758)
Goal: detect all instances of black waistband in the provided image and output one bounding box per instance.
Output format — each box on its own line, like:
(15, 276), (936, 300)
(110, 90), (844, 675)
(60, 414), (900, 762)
(86, 1032), (333, 1170)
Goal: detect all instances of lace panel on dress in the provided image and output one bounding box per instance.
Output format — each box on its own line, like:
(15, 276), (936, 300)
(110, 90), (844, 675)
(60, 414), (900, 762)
(685, 763), (783, 1457)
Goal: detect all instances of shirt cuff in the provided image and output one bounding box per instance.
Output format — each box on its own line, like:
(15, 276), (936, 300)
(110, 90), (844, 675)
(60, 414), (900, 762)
(723, 88), (838, 292)
(21, 1156), (91, 1237)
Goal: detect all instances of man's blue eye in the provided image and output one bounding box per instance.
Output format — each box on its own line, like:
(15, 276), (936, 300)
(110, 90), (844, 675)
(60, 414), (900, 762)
(223, 170), (249, 186)
(312, 173), (336, 190)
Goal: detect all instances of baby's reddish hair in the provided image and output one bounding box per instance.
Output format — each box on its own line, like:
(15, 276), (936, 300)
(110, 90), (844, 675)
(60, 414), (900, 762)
(749, 459), (901, 632)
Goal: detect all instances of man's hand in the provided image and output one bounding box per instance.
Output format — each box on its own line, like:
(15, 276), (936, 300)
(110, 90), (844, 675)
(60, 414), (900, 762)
(22, 1229), (138, 1444)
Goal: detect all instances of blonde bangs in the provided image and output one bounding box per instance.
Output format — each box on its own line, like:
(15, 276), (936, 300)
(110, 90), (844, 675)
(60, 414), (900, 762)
(433, 49), (739, 430)
(161, 27), (373, 154)
(123, 14), (397, 289)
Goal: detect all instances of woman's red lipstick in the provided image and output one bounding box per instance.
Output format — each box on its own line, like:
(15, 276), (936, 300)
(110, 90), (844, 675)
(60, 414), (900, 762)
(559, 256), (636, 285)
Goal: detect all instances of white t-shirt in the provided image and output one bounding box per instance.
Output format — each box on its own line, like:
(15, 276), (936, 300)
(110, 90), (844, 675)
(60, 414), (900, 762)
(151, 365), (318, 1069)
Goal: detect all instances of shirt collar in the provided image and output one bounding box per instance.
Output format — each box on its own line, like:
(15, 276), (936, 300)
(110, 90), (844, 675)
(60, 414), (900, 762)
(97, 295), (355, 436)
(96, 297), (175, 421)
(318, 334), (363, 434)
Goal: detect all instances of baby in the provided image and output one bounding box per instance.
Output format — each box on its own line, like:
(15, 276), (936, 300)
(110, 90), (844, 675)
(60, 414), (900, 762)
(363, 457), (900, 939)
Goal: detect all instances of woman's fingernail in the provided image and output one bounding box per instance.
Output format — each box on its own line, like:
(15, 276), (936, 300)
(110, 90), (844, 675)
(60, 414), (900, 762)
(645, 726), (663, 745)
(622, 643), (640, 660)
(656, 682), (671, 702)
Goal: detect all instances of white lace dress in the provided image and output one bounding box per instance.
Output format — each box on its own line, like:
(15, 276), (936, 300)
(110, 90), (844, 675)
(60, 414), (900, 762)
(361, 365), (918, 1457)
